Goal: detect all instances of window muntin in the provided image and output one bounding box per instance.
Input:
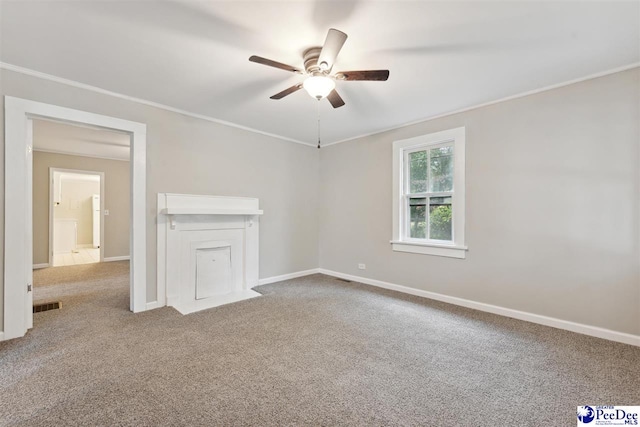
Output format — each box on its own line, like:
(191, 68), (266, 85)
(403, 142), (454, 243)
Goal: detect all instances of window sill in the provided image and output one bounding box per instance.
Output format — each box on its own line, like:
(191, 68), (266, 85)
(390, 240), (467, 259)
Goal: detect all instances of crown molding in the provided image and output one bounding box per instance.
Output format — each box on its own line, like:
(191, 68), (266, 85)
(322, 62), (640, 147)
(3, 61), (638, 149)
(0, 62), (315, 148)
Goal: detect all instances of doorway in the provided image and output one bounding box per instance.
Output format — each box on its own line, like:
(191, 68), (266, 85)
(3, 96), (150, 342)
(49, 168), (105, 267)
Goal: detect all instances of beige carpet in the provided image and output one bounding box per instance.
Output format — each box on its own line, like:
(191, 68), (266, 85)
(0, 262), (638, 426)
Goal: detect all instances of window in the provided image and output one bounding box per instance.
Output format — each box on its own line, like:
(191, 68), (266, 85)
(391, 127), (466, 258)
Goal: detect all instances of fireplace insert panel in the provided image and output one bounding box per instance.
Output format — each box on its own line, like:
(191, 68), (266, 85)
(195, 245), (232, 300)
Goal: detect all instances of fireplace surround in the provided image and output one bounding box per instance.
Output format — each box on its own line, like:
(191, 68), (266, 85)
(157, 193), (263, 314)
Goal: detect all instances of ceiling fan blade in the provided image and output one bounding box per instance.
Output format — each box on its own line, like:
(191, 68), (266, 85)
(249, 55), (303, 74)
(317, 28), (347, 72)
(270, 83), (303, 100)
(327, 89), (345, 108)
(335, 70), (390, 81)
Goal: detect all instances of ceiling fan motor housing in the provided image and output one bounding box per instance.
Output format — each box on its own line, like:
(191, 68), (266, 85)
(303, 47), (324, 75)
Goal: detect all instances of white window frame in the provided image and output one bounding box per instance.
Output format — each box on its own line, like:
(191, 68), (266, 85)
(391, 127), (467, 259)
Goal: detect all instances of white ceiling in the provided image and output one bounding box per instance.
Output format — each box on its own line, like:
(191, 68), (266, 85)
(2, 1), (638, 145)
(33, 119), (131, 161)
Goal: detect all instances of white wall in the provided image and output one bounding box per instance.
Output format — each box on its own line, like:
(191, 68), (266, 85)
(319, 68), (640, 335)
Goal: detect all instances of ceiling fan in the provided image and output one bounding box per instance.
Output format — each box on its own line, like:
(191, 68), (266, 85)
(249, 28), (389, 109)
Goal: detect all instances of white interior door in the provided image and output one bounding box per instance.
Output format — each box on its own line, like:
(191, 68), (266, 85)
(92, 194), (100, 248)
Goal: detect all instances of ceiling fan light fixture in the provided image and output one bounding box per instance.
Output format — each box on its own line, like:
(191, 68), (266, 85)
(249, 28), (389, 108)
(303, 75), (335, 100)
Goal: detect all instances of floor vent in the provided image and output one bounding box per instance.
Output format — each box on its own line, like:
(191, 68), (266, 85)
(33, 302), (61, 313)
(336, 278), (352, 283)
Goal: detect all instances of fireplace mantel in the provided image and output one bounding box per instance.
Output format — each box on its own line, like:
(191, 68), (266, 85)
(161, 206), (263, 229)
(157, 193), (262, 314)
(161, 207), (264, 215)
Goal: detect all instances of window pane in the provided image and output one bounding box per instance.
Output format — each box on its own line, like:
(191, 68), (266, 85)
(409, 150), (427, 193)
(429, 196), (452, 241)
(409, 197), (427, 239)
(429, 146), (454, 192)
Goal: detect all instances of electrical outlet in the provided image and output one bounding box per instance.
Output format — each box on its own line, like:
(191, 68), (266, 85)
(104, 209), (110, 216)
(358, 263), (366, 270)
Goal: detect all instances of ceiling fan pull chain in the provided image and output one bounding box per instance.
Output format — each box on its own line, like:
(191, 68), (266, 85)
(317, 99), (321, 149)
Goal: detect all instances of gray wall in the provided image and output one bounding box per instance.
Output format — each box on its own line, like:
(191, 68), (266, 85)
(319, 68), (640, 335)
(33, 152), (130, 263)
(0, 68), (320, 331)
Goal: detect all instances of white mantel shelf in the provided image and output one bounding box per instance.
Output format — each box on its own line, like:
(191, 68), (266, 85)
(161, 208), (264, 216)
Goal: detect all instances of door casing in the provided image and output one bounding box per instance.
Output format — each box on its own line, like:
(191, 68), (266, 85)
(3, 96), (149, 341)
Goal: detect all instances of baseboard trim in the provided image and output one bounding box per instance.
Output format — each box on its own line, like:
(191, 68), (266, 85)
(318, 269), (640, 347)
(0, 332), (4, 342)
(145, 301), (164, 311)
(103, 256), (130, 262)
(32, 263), (50, 269)
(257, 268), (320, 286)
